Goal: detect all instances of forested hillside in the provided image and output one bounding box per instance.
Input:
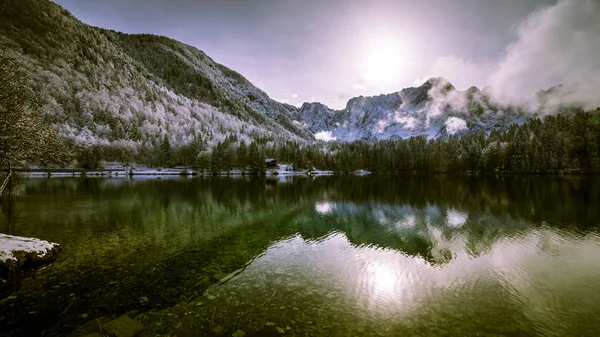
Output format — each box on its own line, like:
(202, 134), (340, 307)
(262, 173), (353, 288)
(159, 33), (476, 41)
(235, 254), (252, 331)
(0, 0), (311, 166)
(266, 109), (600, 173)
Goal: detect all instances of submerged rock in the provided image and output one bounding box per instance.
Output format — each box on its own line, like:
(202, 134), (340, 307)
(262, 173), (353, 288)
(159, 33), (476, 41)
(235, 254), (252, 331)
(0, 234), (61, 274)
(232, 330), (246, 337)
(102, 314), (144, 337)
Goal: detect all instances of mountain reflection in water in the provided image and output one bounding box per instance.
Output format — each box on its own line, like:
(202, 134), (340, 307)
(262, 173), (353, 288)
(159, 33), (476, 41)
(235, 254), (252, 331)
(1, 175), (599, 336)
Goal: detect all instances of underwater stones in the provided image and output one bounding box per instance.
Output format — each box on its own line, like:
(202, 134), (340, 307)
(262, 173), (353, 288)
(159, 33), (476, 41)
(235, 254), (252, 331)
(102, 315), (144, 337)
(276, 326), (285, 334)
(232, 330), (246, 337)
(265, 322), (276, 327)
(0, 234), (61, 274)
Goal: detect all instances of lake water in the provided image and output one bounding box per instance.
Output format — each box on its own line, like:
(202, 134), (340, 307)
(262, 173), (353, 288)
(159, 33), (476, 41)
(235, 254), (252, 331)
(1, 175), (600, 336)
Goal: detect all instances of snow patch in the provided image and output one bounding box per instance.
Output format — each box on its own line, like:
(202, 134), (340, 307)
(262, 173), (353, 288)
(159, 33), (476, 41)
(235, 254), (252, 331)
(314, 131), (337, 142)
(445, 117), (468, 135)
(0, 234), (60, 263)
(376, 120), (390, 134)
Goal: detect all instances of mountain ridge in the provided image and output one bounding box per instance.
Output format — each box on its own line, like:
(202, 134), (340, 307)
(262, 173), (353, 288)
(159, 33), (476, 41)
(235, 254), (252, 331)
(298, 77), (529, 142)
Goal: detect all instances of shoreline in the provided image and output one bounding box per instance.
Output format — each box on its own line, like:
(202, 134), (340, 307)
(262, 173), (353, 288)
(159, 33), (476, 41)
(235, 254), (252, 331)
(10, 167), (340, 177)
(3, 168), (599, 178)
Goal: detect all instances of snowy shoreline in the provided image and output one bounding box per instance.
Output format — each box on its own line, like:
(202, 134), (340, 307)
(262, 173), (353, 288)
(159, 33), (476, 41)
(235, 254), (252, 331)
(14, 164), (365, 177)
(0, 234), (61, 274)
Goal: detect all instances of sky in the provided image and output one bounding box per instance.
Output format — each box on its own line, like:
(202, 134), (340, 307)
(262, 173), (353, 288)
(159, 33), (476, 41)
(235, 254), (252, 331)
(53, 0), (600, 110)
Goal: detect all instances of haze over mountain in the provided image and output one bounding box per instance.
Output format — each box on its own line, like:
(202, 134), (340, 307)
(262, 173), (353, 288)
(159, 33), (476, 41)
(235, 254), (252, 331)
(0, 0), (598, 152)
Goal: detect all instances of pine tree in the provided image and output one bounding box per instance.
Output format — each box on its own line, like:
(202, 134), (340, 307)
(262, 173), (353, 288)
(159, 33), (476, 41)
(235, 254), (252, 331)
(160, 134), (171, 166)
(189, 134), (204, 165)
(237, 142), (248, 169)
(211, 141), (224, 174)
(249, 141), (265, 174)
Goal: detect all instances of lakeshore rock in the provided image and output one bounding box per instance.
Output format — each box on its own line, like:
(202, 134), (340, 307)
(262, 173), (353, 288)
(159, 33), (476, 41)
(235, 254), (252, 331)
(0, 234), (61, 274)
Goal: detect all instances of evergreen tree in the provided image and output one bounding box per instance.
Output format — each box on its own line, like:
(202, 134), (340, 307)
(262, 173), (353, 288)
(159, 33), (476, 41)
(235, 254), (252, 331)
(211, 141), (224, 173)
(249, 141), (265, 174)
(237, 141), (248, 169)
(189, 134), (204, 165)
(160, 134), (171, 166)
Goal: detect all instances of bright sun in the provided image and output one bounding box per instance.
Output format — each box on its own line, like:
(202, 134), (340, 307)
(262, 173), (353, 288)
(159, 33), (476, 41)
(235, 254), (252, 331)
(363, 36), (405, 85)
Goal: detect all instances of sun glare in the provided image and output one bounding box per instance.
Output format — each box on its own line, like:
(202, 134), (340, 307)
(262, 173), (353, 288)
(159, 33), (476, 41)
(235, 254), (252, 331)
(363, 35), (405, 85)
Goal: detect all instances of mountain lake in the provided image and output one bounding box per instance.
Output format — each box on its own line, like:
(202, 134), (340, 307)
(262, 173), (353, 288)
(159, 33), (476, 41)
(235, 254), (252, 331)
(1, 175), (600, 336)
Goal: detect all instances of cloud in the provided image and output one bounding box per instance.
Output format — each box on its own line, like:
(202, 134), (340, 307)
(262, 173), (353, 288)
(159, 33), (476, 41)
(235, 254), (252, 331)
(314, 130), (337, 142)
(291, 93), (298, 98)
(419, 56), (493, 90)
(445, 117), (468, 135)
(424, 0), (600, 110)
(394, 115), (420, 130)
(488, 0), (600, 109)
(273, 97), (289, 103)
(352, 82), (366, 90)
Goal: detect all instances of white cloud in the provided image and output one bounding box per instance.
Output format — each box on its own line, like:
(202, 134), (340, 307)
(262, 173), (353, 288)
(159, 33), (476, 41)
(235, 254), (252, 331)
(488, 0), (600, 109)
(445, 117), (468, 135)
(314, 130), (337, 142)
(273, 97), (289, 104)
(352, 83), (366, 90)
(421, 56), (493, 90)
(291, 93), (298, 98)
(423, 0), (600, 110)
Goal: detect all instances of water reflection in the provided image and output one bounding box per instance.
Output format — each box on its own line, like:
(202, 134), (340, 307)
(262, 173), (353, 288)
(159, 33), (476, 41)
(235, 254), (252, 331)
(202, 226), (600, 336)
(1, 175), (600, 336)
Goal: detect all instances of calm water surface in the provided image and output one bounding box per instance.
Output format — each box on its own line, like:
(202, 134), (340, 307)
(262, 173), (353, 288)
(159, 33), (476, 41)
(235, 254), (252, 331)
(1, 175), (600, 336)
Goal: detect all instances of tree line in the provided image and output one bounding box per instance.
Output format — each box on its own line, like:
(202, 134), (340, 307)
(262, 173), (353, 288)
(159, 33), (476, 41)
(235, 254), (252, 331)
(71, 107), (600, 174)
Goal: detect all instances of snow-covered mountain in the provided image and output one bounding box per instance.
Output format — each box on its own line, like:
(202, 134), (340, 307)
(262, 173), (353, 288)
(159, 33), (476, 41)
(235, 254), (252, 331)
(299, 78), (527, 142)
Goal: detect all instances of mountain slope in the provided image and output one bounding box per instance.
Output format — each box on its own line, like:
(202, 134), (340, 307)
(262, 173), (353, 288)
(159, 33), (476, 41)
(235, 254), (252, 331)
(0, 0), (311, 154)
